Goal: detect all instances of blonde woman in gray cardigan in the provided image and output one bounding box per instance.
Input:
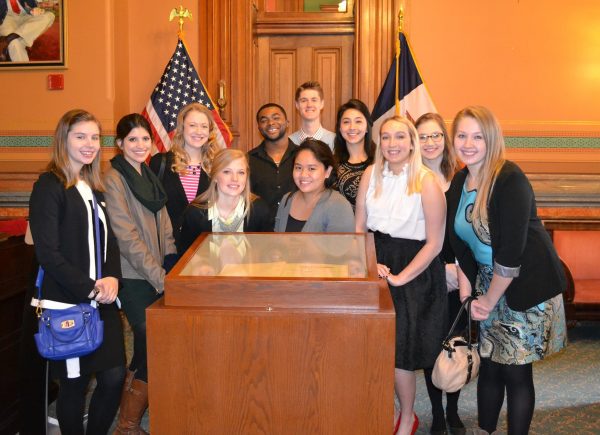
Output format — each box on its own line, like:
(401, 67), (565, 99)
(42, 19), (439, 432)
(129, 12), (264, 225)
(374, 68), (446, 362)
(103, 114), (176, 435)
(274, 139), (354, 233)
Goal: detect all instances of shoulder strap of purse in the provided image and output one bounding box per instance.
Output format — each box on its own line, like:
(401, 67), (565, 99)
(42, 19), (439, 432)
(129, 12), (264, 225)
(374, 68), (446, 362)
(442, 296), (475, 345)
(92, 194), (102, 279)
(158, 153), (167, 182)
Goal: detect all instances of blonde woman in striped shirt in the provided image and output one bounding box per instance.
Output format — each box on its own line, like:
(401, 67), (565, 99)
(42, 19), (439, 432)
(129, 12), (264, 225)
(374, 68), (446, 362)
(149, 103), (224, 242)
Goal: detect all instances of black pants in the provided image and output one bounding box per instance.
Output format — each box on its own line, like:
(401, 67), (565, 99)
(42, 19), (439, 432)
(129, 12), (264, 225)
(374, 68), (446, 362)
(56, 365), (125, 435)
(130, 321), (149, 382)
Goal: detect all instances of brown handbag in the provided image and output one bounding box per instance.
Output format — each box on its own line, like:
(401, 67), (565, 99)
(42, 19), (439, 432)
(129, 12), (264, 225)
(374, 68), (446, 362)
(432, 297), (480, 393)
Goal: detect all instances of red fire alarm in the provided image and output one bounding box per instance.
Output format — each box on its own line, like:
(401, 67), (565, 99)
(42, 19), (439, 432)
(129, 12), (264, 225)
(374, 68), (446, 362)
(47, 74), (64, 90)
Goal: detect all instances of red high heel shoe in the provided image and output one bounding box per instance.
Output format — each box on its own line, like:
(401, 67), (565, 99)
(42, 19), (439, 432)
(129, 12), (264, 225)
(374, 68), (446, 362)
(393, 412), (401, 434)
(410, 413), (419, 435)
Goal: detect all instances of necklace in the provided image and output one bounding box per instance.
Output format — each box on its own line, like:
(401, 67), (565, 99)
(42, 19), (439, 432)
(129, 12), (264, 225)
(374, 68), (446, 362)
(187, 164), (201, 176)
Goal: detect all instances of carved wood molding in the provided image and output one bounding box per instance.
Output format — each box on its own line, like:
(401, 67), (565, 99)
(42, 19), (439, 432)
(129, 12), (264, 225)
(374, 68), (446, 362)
(254, 21), (354, 35)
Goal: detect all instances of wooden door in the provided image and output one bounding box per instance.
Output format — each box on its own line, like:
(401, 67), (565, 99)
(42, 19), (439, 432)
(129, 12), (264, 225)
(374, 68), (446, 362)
(255, 33), (353, 138)
(197, 0), (399, 151)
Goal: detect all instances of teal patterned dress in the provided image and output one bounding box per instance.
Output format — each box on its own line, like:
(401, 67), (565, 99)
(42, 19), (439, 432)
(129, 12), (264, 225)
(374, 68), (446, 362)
(455, 183), (566, 364)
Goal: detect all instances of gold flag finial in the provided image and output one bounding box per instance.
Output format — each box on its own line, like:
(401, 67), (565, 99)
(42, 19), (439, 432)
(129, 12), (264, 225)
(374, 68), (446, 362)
(398, 5), (404, 34)
(395, 5), (404, 116)
(169, 5), (193, 39)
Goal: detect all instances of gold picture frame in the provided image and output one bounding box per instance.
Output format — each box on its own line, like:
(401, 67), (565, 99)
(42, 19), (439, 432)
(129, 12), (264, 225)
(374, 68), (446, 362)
(0, 0), (67, 70)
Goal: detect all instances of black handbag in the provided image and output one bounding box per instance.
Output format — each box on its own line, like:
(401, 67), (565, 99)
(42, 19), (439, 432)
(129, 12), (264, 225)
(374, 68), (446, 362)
(34, 194), (104, 360)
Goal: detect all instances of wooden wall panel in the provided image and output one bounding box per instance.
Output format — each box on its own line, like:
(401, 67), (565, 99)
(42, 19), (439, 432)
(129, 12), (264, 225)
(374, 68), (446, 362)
(314, 48), (342, 131)
(255, 34), (353, 140)
(271, 50), (298, 124)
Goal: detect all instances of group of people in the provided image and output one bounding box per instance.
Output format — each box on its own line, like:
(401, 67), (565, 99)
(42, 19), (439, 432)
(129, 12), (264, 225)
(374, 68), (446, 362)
(27, 79), (567, 435)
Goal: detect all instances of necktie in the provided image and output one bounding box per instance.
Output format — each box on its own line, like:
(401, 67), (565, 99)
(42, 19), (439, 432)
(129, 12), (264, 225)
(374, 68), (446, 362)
(9, 0), (22, 14)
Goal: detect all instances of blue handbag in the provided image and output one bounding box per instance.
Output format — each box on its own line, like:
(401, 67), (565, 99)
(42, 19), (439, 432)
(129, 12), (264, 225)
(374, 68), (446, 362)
(34, 194), (104, 360)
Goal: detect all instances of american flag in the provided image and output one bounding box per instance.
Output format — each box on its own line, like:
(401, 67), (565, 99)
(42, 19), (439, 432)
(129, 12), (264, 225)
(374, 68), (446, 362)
(142, 39), (232, 153)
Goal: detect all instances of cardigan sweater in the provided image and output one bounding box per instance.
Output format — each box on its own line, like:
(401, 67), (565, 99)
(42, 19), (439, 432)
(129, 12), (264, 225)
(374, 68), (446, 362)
(29, 172), (122, 302)
(103, 168), (176, 293)
(29, 172), (125, 377)
(177, 197), (273, 255)
(274, 188), (355, 233)
(149, 151), (211, 241)
(446, 161), (566, 311)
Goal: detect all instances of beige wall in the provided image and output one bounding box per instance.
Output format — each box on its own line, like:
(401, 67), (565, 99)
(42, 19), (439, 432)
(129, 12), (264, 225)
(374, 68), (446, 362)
(0, 0), (598, 151)
(403, 0), (600, 134)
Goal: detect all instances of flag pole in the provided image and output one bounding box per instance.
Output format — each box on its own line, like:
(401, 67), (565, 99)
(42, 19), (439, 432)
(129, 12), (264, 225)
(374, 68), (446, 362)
(395, 6), (404, 116)
(169, 5), (193, 40)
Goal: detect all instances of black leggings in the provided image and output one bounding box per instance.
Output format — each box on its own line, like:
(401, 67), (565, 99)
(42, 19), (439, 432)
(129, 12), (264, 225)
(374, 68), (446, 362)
(423, 367), (461, 429)
(477, 358), (535, 435)
(129, 321), (149, 382)
(56, 365), (125, 435)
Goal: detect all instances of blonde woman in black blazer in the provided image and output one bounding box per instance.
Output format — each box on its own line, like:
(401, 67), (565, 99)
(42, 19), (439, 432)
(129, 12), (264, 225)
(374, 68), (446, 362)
(29, 110), (125, 435)
(447, 106), (566, 435)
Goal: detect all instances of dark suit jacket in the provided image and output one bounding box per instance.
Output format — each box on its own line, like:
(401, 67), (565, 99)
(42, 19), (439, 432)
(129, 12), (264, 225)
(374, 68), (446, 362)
(446, 161), (566, 311)
(177, 197), (272, 255)
(149, 151), (211, 241)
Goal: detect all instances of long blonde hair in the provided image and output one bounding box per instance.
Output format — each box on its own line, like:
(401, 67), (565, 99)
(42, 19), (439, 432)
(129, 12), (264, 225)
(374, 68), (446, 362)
(192, 149), (256, 219)
(170, 103), (222, 174)
(47, 109), (104, 191)
(451, 106), (506, 227)
(373, 115), (429, 197)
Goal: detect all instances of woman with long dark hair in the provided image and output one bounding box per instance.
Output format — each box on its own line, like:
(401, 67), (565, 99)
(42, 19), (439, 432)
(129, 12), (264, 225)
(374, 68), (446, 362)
(333, 99), (376, 210)
(104, 113), (177, 434)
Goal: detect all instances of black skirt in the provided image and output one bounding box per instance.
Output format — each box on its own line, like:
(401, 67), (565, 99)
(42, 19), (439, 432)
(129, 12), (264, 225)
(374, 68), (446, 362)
(374, 232), (447, 370)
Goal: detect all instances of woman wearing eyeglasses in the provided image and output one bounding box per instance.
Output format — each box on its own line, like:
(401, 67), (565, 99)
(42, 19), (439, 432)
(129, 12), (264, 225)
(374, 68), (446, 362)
(415, 113), (465, 435)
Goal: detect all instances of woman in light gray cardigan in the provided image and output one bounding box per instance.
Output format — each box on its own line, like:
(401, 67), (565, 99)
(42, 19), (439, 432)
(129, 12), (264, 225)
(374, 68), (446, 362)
(274, 139), (354, 233)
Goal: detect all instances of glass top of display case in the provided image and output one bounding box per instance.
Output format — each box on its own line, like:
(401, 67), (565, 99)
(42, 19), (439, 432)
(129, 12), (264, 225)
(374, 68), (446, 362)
(178, 233), (368, 279)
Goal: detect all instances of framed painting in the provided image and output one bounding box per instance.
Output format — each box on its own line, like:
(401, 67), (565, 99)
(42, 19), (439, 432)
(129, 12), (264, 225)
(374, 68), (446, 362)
(0, 0), (66, 69)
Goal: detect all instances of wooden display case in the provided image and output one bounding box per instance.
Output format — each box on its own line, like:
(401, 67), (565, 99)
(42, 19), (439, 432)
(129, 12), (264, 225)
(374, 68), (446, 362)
(147, 232), (395, 434)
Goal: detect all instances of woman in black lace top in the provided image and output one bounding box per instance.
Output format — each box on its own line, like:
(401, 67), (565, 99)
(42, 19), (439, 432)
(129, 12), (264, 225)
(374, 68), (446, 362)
(333, 99), (376, 211)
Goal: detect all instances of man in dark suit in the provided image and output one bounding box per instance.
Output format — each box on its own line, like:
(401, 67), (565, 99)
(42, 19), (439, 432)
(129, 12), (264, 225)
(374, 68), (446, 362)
(0, 0), (54, 62)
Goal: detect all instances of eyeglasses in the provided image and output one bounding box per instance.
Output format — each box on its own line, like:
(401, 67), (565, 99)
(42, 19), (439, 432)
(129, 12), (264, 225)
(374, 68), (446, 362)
(418, 132), (444, 143)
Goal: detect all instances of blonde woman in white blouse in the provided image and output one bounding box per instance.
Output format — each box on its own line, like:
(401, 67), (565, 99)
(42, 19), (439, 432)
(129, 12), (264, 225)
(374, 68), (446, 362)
(355, 115), (447, 435)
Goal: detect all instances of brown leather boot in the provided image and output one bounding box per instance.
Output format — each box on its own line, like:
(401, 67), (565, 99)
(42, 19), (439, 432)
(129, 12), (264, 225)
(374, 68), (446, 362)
(113, 378), (149, 435)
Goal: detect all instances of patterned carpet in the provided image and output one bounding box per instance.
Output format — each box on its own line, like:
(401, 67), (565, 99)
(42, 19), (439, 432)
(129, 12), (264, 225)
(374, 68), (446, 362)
(411, 321), (600, 434)
(49, 321), (600, 434)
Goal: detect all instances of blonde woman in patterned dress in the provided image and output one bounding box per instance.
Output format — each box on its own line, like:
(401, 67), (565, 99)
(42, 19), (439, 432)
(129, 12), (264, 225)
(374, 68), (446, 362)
(446, 106), (566, 435)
